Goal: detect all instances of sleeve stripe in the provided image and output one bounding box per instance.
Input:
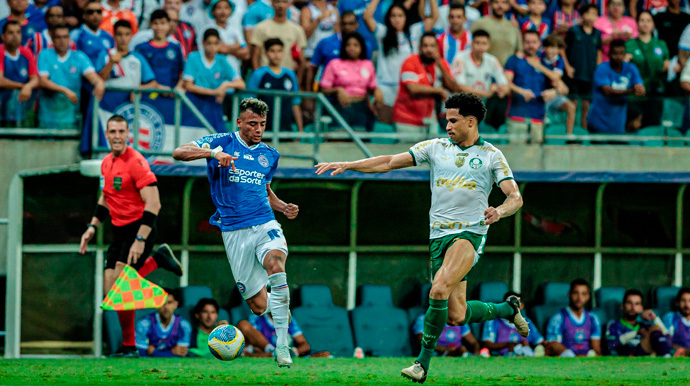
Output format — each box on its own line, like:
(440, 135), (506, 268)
(496, 176), (514, 185)
(408, 150), (417, 166)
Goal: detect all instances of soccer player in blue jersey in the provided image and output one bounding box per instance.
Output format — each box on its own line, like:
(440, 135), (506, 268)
(173, 97), (299, 368)
(0, 20), (39, 125)
(70, 0), (114, 67)
(247, 38), (303, 132)
(134, 9), (184, 89)
(38, 24), (105, 129)
(182, 28), (246, 127)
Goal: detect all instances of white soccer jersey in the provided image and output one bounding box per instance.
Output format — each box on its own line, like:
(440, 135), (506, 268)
(451, 50), (507, 92)
(409, 137), (514, 239)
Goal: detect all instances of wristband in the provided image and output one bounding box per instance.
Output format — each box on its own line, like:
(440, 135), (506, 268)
(211, 146), (223, 158)
(141, 210), (158, 228)
(87, 223), (97, 230)
(94, 204), (109, 223)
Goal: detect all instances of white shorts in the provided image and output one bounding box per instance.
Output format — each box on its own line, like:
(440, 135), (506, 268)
(221, 220), (289, 299)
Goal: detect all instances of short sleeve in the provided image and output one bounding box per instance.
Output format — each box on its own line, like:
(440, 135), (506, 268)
(135, 318), (152, 350)
(409, 139), (436, 166)
(37, 50), (50, 76)
(319, 60), (337, 89)
(491, 149), (514, 186)
(412, 314), (425, 334)
(310, 40), (325, 67)
(287, 69), (302, 105)
(365, 60), (377, 89)
(249, 23), (265, 47)
(545, 312), (563, 342)
(374, 23), (387, 41)
(182, 53), (197, 81)
(482, 320), (497, 342)
(661, 41), (670, 61)
(504, 55), (517, 75)
(288, 318), (303, 337)
(77, 51), (95, 75)
(247, 67), (263, 90)
(400, 57), (420, 84)
(492, 57), (508, 85)
(590, 313), (602, 339)
(629, 63), (643, 87)
(662, 312), (675, 332)
(26, 50), (38, 76)
(526, 318), (544, 345)
(680, 24), (690, 52)
(130, 154), (158, 189)
(177, 319), (192, 347)
(593, 64), (608, 89)
(460, 324), (471, 337)
(136, 52), (156, 83)
(265, 152), (280, 183)
(192, 132), (233, 149)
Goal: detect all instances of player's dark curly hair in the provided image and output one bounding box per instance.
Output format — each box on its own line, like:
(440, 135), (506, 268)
(569, 278), (590, 293)
(239, 97), (269, 117)
(676, 287), (690, 303)
(623, 288), (643, 303)
(444, 92), (486, 124)
(192, 298), (220, 319)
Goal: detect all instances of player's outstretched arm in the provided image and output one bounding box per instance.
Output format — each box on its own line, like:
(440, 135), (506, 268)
(484, 179), (523, 225)
(173, 143), (238, 169)
(314, 152), (415, 176)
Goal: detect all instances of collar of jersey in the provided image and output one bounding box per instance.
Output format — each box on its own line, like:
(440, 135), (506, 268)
(619, 318), (639, 331)
(235, 131), (260, 150)
(452, 135), (484, 150)
(566, 306), (587, 325)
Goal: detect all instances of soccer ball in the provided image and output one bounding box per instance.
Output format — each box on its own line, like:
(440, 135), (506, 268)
(208, 325), (245, 361)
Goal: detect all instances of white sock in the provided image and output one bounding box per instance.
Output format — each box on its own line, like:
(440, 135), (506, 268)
(268, 272), (290, 347)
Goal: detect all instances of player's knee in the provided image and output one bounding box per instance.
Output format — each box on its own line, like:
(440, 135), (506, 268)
(247, 296), (268, 316)
(263, 252), (286, 275)
(236, 319), (252, 333)
(429, 281), (452, 300)
(447, 307), (467, 326)
(115, 261), (126, 269)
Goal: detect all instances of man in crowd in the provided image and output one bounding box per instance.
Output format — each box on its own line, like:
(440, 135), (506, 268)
(663, 287), (690, 356)
(250, 0), (306, 72)
(606, 289), (672, 357)
(70, 0), (114, 66)
(450, 29), (507, 100)
(136, 288), (192, 357)
(437, 3), (472, 67)
(0, 0), (46, 46)
(0, 20), (39, 126)
(96, 20), (159, 89)
(545, 279), (602, 357)
(26, 5), (74, 57)
(470, 0), (521, 66)
(310, 11), (371, 77)
(189, 298), (228, 357)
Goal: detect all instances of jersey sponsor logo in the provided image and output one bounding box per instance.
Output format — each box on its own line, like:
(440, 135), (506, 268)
(243, 154), (254, 160)
(497, 157), (510, 177)
(436, 176), (477, 191)
(258, 154), (269, 167)
(431, 220), (470, 230)
(233, 151), (240, 156)
(469, 157), (483, 169)
(477, 145), (495, 152)
(114, 102), (166, 151)
(113, 176), (123, 191)
(236, 281), (246, 295)
(228, 168), (265, 185)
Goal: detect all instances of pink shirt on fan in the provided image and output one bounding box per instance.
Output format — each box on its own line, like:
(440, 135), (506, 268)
(320, 59), (377, 98)
(594, 16), (638, 61)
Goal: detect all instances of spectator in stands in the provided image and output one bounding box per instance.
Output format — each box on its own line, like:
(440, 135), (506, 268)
(606, 289), (672, 357)
(248, 38), (302, 132)
(594, 0), (638, 61)
(309, 11), (372, 80)
(393, 32), (464, 138)
(38, 24), (105, 129)
(250, 0), (307, 74)
(654, 0), (690, 60)
(243, 0), (275, 43)
(129, 0), (163, 31)
(60, 0), (87, 29)
(628, 0), (667, 19)
(564, 4), (601, 129)
(625, 11), (669, 128)
(130, 3), (197, 58)
(199, 0), (249, 75)
(71, 0), (115, 66)
(188, 298), (229, 358)
(451, 29), (508, 100)
(135, 288), (192, 357)
(238, 312), (331, 358)
(482, 292), (545, 357)
(319, 32), (382, 132)
(545, 279), (602, 357)
(434, 0), (480, 32)
(587, 39), (645, 135)
(663, 287), (690, 356)
(504, 30), (560, 144)
(301, 0), (338, 60)
(0, 0), (46, 46)
(517, 0), (551, 40)
(549, 0), (580, 36)
(541, 34), (576, 134)
(413, 312), (481, 357)
(0, 20), (38, 126)
(183, 29), (245, 127)
(101, 0), (139, 36)
(26, 5), (74, 58)
(470, 0), (522, 66)
(134, 9), (184, 89)
(437, 3), (472, 69)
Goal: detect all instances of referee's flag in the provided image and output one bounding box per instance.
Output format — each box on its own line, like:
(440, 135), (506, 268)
(101, 265), (168, 311)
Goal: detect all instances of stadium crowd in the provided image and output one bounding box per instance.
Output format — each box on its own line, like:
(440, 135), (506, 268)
(124, 281), (690, 358)
(3, 0), (690, 141)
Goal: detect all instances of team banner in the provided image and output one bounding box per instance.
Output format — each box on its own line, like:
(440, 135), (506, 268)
(80, 91), (228, 159)
(101, 265), (168, 311)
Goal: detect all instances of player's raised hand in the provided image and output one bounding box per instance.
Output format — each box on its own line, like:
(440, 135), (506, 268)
(215, 152), (239, 171)
(641, 309), (657, 321)
(314, 162), (349, 176)
(283, 203), (299, 219)
(79, 226), (96, 254)
(484, 206), (502, 225)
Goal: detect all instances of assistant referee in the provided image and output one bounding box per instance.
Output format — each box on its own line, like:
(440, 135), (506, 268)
(79, 115), (182, 358)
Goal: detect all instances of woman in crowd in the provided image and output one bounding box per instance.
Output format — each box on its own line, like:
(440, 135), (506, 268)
(594, 0), (638, 61)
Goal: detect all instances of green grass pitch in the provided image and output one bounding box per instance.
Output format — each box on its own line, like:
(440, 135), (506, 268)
(0, 358), (688, 386)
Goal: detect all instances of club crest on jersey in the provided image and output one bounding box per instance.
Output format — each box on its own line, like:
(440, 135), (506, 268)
(236, 282), (246, 295)
(113, 176), (122, 191)
(167, 49), (175, 59)
(469, 158), (483, 169)
(113, 102), (166, 151)
(258, 154), (269, 167)
(20, 68), (28, 77)
(455, 152), (468, 168)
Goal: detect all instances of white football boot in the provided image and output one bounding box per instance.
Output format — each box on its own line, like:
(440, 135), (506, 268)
(274, 345), (293, 368)
(401, 362), (427, 384)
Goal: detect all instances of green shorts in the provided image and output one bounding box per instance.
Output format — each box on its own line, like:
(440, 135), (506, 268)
(429, 232), (487, 282)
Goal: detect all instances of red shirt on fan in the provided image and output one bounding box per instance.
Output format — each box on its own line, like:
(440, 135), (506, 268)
(101, 146), (157, 226)
(393, 54), (451, 127)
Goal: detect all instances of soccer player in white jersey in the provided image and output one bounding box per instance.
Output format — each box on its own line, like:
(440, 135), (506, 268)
(315, 92), (528, 384)
(172, 98), (299, 368)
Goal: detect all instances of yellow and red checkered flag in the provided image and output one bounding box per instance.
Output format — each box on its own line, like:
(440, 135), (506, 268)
(101, 265), (168, 311)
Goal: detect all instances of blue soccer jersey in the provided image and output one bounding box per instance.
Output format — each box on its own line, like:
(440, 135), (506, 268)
(70, 26), (115, 67)
(0, 16), (46, 46)
(134, 40), (185, 88)
(135, 313), (192, 356)
(247, 66), (300, 132)
(193, 132), (280, 231)
(587, 61), (643, 134)
(37, 48), (95, 125)
(504, 54), (549, 121)
(539, 52), (565, 77)
(242, 0), (274, 30)
(0, 45), (37, 120)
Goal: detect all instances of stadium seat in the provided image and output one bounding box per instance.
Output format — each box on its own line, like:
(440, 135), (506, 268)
(351, 305), (411, 357)
(477, 281), (509, 304)
(230, 301), (253, 324)
(179, 286), (214, 308)
(591, 307), (609, 329)
(666, 128), (686, 147)
(635, 126), (665, 147)
(530, 304), (562, 334)
(662, 99), (685, 129)
(654, 286), (681, 316)
(358, 285), (394, 307)
(594, 286), (625, 322)
(103, 309), (156, 355)
(544, 124), (568, 145)
(407, 306), (424, 328)
(539, 282), (570, 307)
(293, 285), (355, 357)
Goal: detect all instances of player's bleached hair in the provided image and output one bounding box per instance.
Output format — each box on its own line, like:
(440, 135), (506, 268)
(445, 92), (486, 124)
(239, 97), (269, 117)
